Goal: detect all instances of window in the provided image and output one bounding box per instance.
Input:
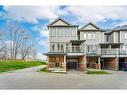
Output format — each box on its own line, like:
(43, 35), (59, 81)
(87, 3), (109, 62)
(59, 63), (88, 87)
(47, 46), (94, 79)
(125, 32), (127, 39)
(87, 45), (92, 52)
(61, 44), (64, 51)
(55, 57), (60, 67)
(65, 28), (70, 37)
(88, 33), (92, 39)
(52, 44), (55, 51)
(122, 45), (127, 50)
(84, 33), (86, 40)
(51, 29), (55, 37)
(57, 43), (60, 51)
(106, 36), (109, 42)
(71, 28), (76, 36)
(58, 28), (63, 37)
(93, 33), (96, 39)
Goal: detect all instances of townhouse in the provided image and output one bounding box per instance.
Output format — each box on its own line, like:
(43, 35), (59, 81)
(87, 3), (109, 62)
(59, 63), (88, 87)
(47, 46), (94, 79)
(44, 18), (127, 72)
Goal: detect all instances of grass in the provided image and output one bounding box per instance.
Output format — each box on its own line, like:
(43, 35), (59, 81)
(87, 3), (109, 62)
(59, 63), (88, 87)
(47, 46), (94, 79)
(0, 60), (47, 73)
(86, 70), (111, 74)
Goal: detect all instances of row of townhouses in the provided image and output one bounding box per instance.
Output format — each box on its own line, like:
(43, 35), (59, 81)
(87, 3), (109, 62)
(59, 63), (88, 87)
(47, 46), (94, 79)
(44, 18), (127, 72)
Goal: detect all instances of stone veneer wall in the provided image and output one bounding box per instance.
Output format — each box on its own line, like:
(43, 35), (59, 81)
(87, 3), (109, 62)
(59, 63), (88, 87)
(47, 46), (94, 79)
(79, 56), (86, 71)
(47, 56), (66, 70)
(104, 58), (117, 69)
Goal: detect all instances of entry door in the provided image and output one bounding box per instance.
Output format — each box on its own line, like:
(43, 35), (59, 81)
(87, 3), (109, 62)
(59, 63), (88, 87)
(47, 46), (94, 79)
(67, 61), (77, 69)
(67, 59), (78, 70)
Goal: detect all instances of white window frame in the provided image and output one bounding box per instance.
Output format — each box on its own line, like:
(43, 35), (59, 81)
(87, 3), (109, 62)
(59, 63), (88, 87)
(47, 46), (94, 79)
(125, 32), (127, 39)
(51, 29), (55, 37)
(58, 28), (62, 37)
(92, 33), (96, 39)
(65, 28), (70, 37)
(88, 33), (92, 39)
(84, 33), (86, 40)
(71, 28), (76, 37)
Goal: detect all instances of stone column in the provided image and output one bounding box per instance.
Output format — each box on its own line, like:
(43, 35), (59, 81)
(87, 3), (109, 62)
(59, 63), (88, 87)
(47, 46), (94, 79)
(98, 57), (101, 69)
(115, 57), (119, 70)
(63, 55), (66, 71)
(79, 56), (86, 72)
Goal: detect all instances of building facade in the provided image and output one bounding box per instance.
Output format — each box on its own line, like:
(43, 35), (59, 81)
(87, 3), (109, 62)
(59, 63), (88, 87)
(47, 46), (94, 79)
(44, 18), (127, 72)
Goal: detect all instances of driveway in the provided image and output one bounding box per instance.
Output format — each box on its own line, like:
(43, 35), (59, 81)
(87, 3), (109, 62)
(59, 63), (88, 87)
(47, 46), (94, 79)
(0, 66), (127, 89)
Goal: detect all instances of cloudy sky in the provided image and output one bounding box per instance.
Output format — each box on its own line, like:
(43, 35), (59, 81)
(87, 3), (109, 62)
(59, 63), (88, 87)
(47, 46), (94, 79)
(0, 5), (127, 60)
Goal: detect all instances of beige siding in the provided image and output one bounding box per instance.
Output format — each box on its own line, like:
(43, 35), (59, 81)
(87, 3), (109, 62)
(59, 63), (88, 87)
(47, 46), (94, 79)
(52, 20), (68, 26)
(82, 24), (98, 30)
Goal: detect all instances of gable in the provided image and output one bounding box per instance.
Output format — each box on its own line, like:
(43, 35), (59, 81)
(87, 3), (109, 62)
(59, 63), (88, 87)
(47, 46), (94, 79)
(82, 24), (98, 30)
(51, 19), (69, 26)
(81, 23), (100, 31)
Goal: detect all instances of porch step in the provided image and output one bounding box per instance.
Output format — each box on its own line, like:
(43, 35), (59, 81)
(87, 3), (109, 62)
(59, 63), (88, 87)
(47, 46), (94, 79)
(49, 68), (66, 73)
(51, 70), (66, 73)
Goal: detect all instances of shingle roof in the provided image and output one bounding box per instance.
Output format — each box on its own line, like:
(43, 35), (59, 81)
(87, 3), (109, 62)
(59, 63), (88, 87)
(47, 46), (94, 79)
(113, 25), (127, 30)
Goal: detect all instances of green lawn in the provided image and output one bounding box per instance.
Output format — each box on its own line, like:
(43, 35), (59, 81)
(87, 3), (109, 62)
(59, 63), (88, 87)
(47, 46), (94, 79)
(86, 70), (111, 74)
(0, 60), (47, 73)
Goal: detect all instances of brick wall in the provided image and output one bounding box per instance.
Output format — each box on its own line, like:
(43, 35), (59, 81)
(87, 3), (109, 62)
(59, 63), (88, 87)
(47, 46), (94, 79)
(104, 58), (116, 69)
(79, 56), (86, 71)
(48, 56), (64, 68)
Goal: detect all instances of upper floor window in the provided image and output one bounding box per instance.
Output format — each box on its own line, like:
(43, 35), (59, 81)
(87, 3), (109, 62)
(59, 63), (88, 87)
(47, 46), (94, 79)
(93, 33), (96, 39)
(88, 33), (92, 39)
(71, 28), (76, 37)
(88, 32), (96, 39)
(51, 29), (56, 37)
(125, 32), (127, 39)
(58, 28), (63, 37)
(57, 43), (60, 51)
(52, 44), (55, 51)
(106, 36), (109, 42)
(84, 33), (86, 40)
(61, 44), (64, 51)
(65, 28), (70, 37)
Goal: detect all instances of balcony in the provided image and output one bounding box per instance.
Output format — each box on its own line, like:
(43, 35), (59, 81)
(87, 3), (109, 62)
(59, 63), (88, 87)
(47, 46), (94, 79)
(101, 48), (127, 55)
(51, 46), (127, 56)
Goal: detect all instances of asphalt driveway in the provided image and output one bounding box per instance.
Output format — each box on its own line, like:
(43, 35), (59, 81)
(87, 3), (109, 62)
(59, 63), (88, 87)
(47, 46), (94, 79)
(0, 66), (127, 89)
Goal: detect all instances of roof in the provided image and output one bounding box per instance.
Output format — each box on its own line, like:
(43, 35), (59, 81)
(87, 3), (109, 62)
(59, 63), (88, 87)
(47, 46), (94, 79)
(79, 22), (101, 30)
(70, 40), (85, 45)
(47, 17), (78, 27)
(113, 25), (127, 30)
(43, 52), (67, 56)
(99, 43), (123, 47)
(99, 43), (123, 45)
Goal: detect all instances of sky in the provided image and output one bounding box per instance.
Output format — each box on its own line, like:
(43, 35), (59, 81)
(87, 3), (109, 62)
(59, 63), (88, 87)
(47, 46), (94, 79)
(0, 5), (127, 60)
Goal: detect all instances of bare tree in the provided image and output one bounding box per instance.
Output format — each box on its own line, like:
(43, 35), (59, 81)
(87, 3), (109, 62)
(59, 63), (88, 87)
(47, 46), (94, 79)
(2, 21), (37, 60)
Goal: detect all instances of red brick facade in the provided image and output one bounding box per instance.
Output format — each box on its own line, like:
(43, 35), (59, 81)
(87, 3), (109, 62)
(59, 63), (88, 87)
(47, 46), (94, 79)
(103, 58), (117, 69)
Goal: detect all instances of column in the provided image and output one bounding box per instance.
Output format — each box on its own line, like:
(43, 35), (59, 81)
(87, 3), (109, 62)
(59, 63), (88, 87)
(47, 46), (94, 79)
(47, 56), (50, 69)
(115, 57), (119, 70)
(64, 55), (66, 71)
(84, 56), (87, 70)
(98, 57), (101, 69)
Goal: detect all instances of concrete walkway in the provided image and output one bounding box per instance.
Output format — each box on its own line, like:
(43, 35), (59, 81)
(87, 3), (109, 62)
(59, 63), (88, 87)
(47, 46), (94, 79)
(0, 66), (127, 89)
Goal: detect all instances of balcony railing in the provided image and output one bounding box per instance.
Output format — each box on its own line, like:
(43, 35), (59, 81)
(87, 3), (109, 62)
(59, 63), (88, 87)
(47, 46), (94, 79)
(101, 48), (127, 55)
(51, 46), (127, 55)
(66, 46), (84, 53)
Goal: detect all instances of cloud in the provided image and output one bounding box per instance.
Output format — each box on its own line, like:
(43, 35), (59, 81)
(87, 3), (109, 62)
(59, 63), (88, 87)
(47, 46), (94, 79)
(36, 53), (47, 60)
(40, 30), (49, 37)
(38, 39), (48, 47)
(64, 6), (127, 24)
(114, 21), (127, 27)
(31, 24), (49, 38)
(2, 6), (60, 23)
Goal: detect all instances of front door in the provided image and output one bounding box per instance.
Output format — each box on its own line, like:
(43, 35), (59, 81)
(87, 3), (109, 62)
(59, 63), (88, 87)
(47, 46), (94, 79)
(67, 59), (79, 70)
(67, 61), (77, 69)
